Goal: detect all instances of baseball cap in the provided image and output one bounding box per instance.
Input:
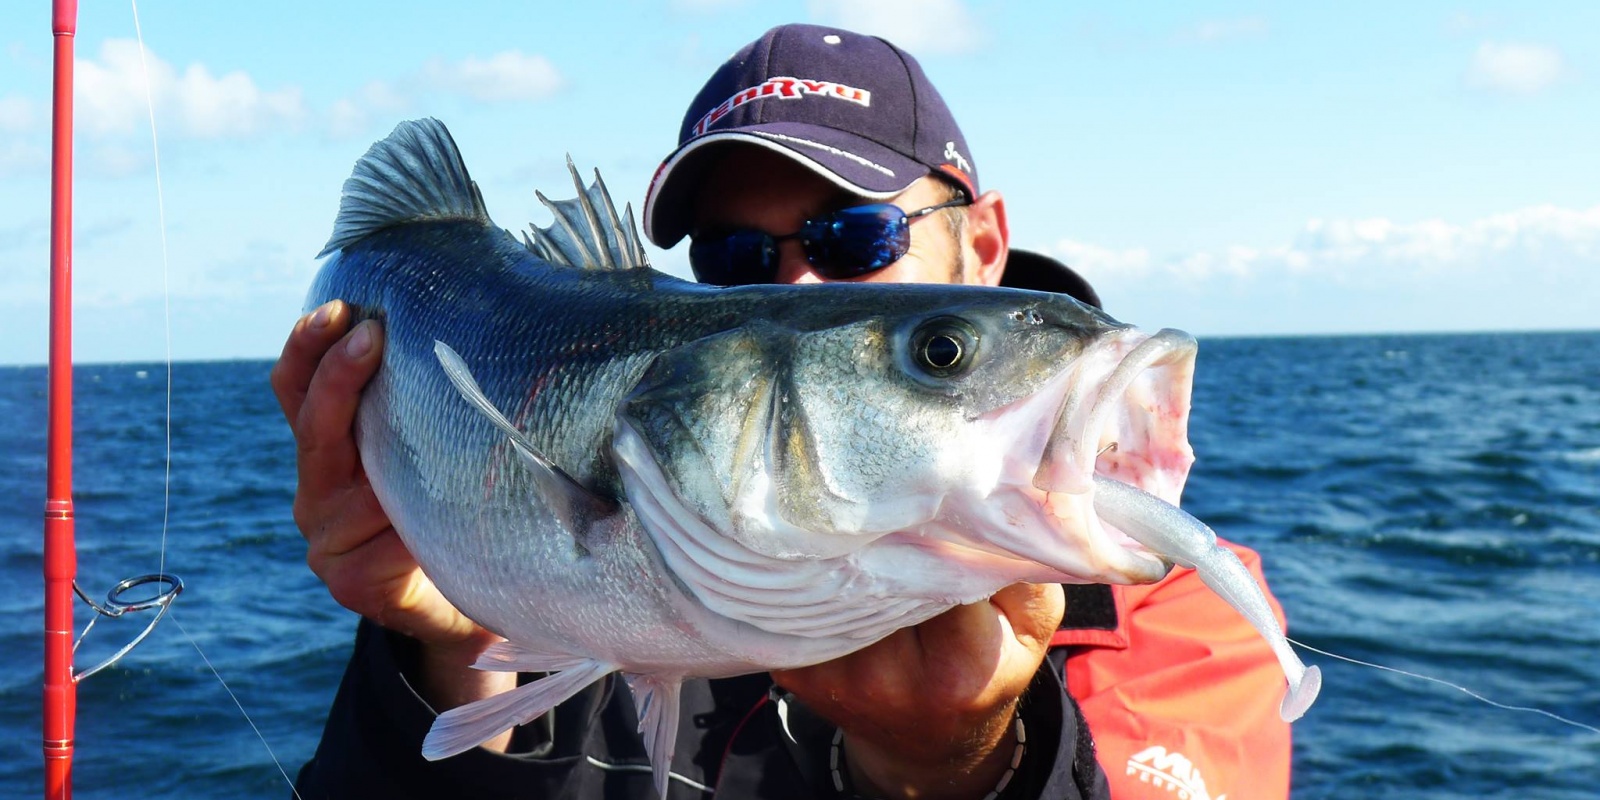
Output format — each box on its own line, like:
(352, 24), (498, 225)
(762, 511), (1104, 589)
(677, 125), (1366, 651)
(643, 23), (979, 248)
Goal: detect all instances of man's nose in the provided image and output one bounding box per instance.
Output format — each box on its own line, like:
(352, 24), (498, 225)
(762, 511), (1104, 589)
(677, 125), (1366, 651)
(774, 242), (825, 284)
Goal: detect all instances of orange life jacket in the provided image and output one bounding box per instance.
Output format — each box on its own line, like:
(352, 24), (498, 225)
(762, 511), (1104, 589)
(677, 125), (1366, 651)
(1054, 540), (1293, 800)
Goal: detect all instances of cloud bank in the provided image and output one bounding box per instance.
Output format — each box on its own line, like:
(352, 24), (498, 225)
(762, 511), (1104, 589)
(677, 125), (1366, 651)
(75, 39), (308, 139)
(421, 52), (564, 103)
(329, 51), (565, 138)
(1055, 204), (1600, 284)
(1051, 204), (1600, 335)
(6, 40), (565, 146)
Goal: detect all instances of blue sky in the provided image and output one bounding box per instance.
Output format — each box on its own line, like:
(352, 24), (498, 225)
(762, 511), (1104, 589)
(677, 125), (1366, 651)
(2, 1), (1596, 364)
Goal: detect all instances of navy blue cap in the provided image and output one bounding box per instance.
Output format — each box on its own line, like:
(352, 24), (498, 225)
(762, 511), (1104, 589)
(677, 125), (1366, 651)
(644, 24), (978, 248)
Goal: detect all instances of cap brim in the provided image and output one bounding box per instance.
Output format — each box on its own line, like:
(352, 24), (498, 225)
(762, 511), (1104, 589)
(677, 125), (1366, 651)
(644, 123), (936, 248)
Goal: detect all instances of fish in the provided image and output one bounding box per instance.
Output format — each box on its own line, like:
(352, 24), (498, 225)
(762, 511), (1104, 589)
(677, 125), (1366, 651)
(306, 118), (1319, 797)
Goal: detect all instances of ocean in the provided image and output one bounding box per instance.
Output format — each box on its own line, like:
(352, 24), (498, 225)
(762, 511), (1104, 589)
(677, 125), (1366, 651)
(2, 331), (1597, 799)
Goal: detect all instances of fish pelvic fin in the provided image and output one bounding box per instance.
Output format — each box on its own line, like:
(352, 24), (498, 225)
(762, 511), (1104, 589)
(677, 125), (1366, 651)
(422, 658), (614, 761)
(623, 673), (683, 800)
(433, 340), (618, 536)
(522, 157), (651, 272)
(319, 118), (490, 257)
(473, 640), (591, 673)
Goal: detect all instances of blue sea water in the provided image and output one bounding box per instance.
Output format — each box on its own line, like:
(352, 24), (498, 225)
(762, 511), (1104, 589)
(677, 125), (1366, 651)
(1, 331), (1597, 799)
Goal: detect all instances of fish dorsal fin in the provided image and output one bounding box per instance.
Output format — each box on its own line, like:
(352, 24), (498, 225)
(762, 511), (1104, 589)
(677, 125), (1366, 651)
(522, 157), (651, 271)
(318, 118), (489, 257)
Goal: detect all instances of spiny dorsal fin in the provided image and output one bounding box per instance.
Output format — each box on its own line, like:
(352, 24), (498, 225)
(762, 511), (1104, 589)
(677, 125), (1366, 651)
(522, 157), (651, 271)
(319, 118), (489, 257)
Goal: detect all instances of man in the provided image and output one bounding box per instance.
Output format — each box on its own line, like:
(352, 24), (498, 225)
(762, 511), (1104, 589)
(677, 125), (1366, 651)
(276, 24), (1291, 799)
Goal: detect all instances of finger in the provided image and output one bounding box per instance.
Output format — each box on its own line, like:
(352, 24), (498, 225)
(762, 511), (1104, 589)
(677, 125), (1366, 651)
(313, 529), (482, 646)
(270, 300), (351, 427)
(988, 582), (1065, 649)
(293, 319), (384, 501)
(905, 603), (1010, 701)
(296, 474), (391, 558)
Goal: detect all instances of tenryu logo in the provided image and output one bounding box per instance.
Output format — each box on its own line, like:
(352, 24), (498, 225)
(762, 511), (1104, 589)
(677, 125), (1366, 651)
(1126, 746), (1224, 800)
(692, 77), (871, 136)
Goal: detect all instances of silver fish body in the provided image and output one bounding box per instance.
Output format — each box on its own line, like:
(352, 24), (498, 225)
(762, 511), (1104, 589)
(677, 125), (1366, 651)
(307, 119), (1314, 797)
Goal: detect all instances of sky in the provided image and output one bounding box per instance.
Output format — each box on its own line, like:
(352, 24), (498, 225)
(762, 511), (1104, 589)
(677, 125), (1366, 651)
(1, 1), (1596, 365)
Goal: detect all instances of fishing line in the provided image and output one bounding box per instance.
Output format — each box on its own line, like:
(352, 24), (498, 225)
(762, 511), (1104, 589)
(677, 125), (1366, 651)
(173, 616), (305, 800)
(1288, 637), (1600, 736)
(129, 0), (173, 583)
(128, 2), (302, 792)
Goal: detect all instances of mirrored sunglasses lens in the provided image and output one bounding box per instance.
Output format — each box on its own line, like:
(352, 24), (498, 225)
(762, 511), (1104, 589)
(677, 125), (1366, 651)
(803, 205), (910, 279)
(690, 231), (778, 286)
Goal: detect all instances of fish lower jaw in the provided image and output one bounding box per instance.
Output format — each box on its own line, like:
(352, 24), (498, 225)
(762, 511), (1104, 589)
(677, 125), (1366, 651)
(1024, 421), (1185, 577)
(1042, 488), (1136, 551)
(992, 480), (1171, 588)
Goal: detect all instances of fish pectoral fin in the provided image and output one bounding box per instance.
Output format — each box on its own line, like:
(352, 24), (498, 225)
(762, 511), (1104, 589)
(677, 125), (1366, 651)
(434, 340), (618, 529)
(422, 658), (614, 761)
(623, 673), (683, 800)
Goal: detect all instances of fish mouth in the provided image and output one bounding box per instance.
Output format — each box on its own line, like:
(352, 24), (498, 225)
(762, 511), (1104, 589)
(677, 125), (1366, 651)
(1034, 328), (1198, 499)
(970, 328), (1199, 585)
(1042, 327), (1197, 581)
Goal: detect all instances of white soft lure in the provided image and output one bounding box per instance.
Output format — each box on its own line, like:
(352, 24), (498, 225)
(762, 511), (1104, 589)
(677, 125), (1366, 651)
(1093, 474), (1322, 721)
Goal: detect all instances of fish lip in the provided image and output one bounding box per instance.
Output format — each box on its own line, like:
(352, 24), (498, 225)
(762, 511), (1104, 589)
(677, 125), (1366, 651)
(1027, 328), (1198, 579)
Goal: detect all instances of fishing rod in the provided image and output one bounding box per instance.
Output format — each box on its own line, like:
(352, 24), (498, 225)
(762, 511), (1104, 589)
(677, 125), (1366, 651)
(42, 2), (182, 798)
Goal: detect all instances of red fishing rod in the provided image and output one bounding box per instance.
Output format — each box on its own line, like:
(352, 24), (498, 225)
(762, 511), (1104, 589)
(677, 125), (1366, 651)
(43, 2), (80, 796)
(43, 3), (183, 797)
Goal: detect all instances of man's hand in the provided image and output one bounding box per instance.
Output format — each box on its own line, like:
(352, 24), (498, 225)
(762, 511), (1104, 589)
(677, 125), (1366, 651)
(772, 582), (1065, 800)
(270, 300), (512, 734)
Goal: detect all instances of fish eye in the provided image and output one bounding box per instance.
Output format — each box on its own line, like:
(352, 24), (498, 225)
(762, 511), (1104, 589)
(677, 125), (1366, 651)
(909, 317), (979, 378)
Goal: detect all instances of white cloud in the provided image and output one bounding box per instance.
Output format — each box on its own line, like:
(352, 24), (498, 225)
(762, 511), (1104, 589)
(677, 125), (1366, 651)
(808, 0), (984, 56)
(1466, 42), (1567, 95)
(75, 39), (306, 139)
(1178, 16), (1269, 44)
(1054, 240), (1152, 277)
(30, 40), (563, 145)
(1055, 204), (1600, 285)
(326, 53), (562, 139)
(422, 51), (564, 103)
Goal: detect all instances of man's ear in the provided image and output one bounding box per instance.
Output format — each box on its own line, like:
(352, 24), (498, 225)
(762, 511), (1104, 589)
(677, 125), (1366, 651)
(966, 190), (1009, 287)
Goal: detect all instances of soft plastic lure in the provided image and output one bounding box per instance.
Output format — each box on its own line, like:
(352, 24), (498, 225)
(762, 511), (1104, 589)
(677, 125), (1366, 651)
(1092, 475), (1322, 722)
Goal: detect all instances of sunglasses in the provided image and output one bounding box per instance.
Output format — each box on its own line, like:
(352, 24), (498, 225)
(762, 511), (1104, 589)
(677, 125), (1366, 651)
(689, 197), (971, 287)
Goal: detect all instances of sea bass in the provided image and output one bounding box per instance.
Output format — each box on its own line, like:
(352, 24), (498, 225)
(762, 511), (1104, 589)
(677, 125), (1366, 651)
(307, 119), (1318, 796)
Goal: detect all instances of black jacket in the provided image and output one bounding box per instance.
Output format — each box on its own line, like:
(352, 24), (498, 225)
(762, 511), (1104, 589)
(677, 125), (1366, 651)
(294, 251), (1113, 799)
(294, 619), (1109, 799)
